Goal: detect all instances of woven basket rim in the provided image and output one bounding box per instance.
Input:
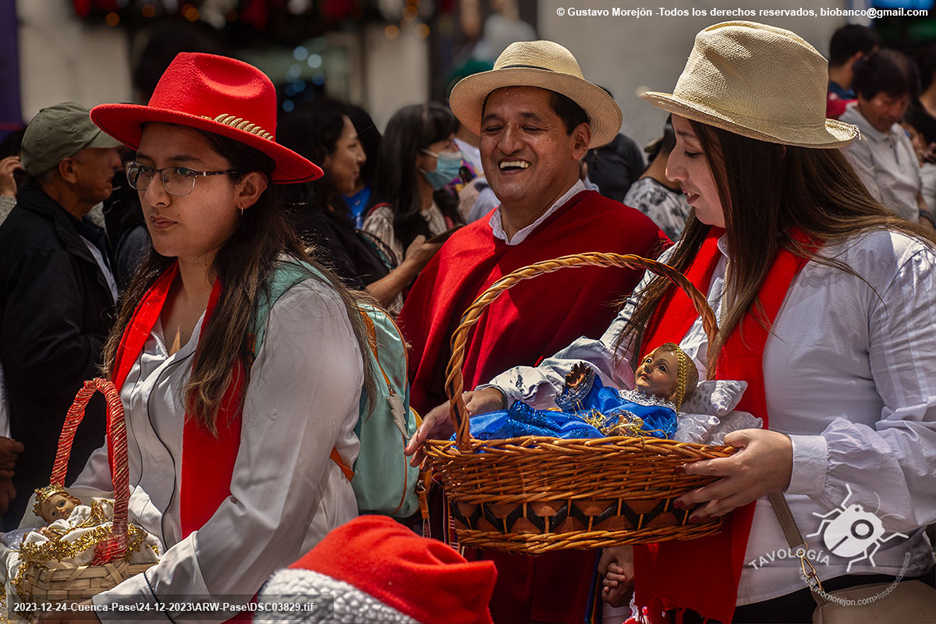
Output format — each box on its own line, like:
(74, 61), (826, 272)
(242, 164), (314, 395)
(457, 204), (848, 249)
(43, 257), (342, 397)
(424, 434), (733, 451)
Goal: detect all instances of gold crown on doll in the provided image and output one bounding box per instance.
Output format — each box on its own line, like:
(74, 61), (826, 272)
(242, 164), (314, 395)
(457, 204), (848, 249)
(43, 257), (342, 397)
(32, 484), (70, 518)
(658, 342), (691, 410)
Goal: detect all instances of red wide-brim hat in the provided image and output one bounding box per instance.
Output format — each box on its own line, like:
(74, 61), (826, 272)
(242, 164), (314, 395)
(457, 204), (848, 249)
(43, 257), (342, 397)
(91, 52), (322, 184)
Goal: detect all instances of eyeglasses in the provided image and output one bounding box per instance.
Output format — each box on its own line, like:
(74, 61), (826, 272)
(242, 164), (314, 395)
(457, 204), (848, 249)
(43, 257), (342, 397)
(125, 161), (241, 196)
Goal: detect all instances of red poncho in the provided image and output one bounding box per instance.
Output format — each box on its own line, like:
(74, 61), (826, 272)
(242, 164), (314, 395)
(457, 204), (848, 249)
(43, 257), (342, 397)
(398, 190), (668, 623)
(399, 189), (668, 416)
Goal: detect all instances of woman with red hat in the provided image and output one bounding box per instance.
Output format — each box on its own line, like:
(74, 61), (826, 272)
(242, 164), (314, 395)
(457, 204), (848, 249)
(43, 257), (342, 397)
(41, 53), (374, 622)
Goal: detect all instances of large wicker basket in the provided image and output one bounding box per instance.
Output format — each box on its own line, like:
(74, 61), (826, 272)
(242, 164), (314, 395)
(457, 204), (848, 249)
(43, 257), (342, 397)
(422, 253), (738, 555)
(12, 379), (155, 613)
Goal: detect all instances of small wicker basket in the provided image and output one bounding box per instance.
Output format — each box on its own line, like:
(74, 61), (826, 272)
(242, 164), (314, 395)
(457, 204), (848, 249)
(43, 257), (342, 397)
(11, 378), (155, 613)
(423, 253), (738, 555)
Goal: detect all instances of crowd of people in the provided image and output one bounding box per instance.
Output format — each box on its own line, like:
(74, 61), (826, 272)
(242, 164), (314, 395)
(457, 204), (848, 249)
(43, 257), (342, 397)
(0, 18), (933, 624)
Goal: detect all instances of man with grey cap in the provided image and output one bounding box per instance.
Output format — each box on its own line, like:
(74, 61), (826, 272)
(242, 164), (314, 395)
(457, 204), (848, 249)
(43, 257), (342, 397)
(0, 102), (121, 528)
(401, 41), (665, 623)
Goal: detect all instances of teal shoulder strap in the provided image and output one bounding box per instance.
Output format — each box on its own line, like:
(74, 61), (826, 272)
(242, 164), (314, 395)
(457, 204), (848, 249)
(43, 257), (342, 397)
(250, 260), (319, 358)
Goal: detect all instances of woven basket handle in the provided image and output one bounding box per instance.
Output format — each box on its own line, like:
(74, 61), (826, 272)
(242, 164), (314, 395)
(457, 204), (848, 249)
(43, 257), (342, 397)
(445, 253), (719, 450)
(48, 378), (129, 563)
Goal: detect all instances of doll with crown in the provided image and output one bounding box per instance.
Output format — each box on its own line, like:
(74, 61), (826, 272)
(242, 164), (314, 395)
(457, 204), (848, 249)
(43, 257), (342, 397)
(554, 343), (697, 439)
(22, 485), (159, 557)
(0, 484), (160, 619)
(462, 342), (759, 444)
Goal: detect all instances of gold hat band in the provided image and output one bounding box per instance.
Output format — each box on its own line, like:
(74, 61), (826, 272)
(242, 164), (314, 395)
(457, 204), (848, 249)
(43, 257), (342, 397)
(202, 113), (273, 141)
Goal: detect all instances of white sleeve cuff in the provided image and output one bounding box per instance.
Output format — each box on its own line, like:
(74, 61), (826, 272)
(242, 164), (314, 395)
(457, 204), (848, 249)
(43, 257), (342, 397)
(786, 434), (828, 498)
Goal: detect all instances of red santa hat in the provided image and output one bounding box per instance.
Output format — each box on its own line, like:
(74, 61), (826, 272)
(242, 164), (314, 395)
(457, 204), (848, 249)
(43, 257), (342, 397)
(257, 516), (497, 624)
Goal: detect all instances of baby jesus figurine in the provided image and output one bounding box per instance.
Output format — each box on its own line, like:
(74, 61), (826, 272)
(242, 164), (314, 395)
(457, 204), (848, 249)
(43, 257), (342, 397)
(2, 485), (96, 550)
(556, 343), (699, 439)
(1, 485), (160, 563)
(34, 485), (83, 526)
(0, 486), (84, 550)
(464, 343), (758, 443)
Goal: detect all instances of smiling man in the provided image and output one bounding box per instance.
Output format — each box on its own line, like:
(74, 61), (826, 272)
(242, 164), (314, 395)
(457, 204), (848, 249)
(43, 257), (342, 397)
(0, 102), (121, 529)
(397, 41), (666, 623)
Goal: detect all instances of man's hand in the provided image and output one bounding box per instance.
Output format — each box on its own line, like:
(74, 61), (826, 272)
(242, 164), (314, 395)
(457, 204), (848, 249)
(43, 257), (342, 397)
(674, 429), (793, 522)
(598, 545), (634, 608)
(0, 477), (15, 514)
(0, 155), (22, 197)
(405, 387), (505, 467)
(0, 436), (24, 469)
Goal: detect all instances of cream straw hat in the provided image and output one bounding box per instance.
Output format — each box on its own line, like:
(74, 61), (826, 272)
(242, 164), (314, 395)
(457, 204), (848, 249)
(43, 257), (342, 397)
(642, 21), (858, 149)
(450, 40), (622, 148)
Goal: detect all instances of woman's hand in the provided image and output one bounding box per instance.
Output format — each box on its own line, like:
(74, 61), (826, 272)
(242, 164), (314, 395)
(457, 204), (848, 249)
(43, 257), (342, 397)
(366, 235), (444, 306)
(404, 387), (505, 467)
(598, 546), (634, 608)
(402, 235), (443, 272)
(674, 429), (793, 522)
(37, 600), (101, 623)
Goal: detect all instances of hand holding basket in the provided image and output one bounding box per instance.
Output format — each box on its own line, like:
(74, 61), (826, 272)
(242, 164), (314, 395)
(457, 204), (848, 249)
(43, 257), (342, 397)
(422, 253), (736, 555)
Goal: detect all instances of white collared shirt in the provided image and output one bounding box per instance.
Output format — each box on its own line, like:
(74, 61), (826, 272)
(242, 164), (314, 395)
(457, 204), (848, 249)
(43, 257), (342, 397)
(74, 277), (362, 622)
(78, 236), (118, 303)
(484, 230), (936, 605)
(840, 103), (922, 222)
(489, 179), (586, 245)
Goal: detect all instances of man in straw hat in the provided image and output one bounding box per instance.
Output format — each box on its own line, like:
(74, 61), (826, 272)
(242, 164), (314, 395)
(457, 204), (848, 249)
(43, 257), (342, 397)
(0, 102), (122, 530)
(447, 21), (936, 624)
(401, 40), (666, 623)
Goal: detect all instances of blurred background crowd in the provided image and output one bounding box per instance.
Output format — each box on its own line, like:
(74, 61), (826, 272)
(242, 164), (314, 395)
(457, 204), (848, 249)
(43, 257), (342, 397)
(0, 0), (934, 524)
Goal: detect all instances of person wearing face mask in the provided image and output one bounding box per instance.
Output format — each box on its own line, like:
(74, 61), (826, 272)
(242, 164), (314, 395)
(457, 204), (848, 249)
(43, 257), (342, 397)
(362, 103), (463, 305)
(408, 23), (936, 624)
(278, 99), (439, 310)
(399, 41), (666, 624)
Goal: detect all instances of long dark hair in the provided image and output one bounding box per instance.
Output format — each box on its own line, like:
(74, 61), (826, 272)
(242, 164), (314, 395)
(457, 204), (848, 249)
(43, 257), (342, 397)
(617, 120), (936, 377)
(370, 103), (462, 250)
(102, 126), (375, 433)
(277, 99), (352, 218)
(346, 104), (381, 188)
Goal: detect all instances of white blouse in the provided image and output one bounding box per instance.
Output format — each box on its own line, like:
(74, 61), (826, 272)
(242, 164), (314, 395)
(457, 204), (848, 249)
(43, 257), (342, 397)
(483, 229), (936, 605)
(361, 202), (448, 266)
(840, 104), (923, 223)
(74, 277), (363, 622)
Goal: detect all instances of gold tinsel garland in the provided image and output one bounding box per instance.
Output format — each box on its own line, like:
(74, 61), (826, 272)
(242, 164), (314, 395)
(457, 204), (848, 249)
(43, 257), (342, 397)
(10, 500), (159, 607)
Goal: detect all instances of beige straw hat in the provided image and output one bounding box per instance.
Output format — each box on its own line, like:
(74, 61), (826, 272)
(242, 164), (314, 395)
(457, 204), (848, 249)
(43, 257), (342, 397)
(642, 21), (858, 149)
(450, 40), (622, 148)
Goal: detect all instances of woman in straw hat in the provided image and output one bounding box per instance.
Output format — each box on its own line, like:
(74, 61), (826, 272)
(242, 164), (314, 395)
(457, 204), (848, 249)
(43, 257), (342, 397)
(40, 52), (373, 622)
(413, 21), (936, 623)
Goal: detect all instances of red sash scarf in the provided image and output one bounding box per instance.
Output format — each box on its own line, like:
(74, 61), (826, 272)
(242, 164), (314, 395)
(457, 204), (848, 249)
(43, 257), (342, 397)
(635, 227), (812, 623)
(111, 261), (243, 538)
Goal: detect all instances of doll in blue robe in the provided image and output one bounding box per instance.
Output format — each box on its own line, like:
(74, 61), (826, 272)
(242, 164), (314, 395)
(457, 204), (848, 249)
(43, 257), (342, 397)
(466, 343), (698, 441)
(555, 342), (698, 439)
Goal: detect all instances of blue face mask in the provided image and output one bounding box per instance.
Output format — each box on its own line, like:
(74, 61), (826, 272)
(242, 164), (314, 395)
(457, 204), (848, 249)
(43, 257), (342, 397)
(420, 149), (463, 190)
